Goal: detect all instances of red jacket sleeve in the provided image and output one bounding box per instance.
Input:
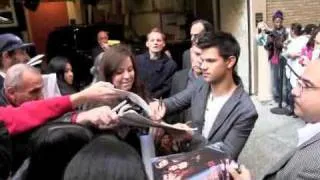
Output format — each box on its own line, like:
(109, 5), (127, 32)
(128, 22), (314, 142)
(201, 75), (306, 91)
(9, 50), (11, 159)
(0, 96), (73, 135)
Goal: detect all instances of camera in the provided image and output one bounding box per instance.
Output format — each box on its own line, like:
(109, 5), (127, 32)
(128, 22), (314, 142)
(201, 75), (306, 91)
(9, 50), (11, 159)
(265, 30), (272, 35)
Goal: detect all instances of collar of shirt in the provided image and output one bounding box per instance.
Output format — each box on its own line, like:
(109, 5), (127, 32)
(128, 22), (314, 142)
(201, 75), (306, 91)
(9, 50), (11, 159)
(297, 122), (320, 147)
(188, 69), (198, 81)
(0, 71), (6, 78)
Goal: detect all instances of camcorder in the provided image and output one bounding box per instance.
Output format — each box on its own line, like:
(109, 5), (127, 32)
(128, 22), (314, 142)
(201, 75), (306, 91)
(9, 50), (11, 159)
(258, 28), (272, 35)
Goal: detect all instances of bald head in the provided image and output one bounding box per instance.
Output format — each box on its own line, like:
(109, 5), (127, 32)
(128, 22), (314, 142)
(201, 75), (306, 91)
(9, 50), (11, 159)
(292, 60), (320, 123)
(4, 64), (43, 106)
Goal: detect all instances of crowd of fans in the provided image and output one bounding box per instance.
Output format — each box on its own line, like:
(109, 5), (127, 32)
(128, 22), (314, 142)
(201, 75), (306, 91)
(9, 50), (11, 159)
(1, 11), (320, 180)
(256, 10), (320, 116)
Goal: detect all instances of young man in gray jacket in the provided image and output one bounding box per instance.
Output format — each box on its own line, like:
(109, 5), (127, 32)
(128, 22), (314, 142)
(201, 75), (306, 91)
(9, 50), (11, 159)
(150, 32), (258, 160)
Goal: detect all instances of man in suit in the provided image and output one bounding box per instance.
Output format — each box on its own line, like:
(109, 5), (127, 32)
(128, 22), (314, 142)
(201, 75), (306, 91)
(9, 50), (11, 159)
(151, 32), (258, 159)
(91, 30), (109, 60)
(182, 19), (213, 70)
(166, 44), (203, 124)
(227, 60), (320, 180)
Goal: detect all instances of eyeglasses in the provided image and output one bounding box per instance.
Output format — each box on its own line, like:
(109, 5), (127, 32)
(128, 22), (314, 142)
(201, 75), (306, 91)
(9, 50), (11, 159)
(295, 78), (320, 97)
(287, 62), (320, 97)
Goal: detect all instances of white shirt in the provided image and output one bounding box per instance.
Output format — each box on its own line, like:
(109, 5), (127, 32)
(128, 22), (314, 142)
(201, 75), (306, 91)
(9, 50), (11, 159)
(202, 91), (232, 139)
(297, 122), (320, 147)
(0, 71), (6, 78)
(282, 35), (308, 87)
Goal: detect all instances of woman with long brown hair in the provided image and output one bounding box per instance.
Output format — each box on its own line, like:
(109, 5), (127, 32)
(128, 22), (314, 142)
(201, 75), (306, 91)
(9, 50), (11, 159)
(97, 44), (151, 152)
(98, 44), (150, 102)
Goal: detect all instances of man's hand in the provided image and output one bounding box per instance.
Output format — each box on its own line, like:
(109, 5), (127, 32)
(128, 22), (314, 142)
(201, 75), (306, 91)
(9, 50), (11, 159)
(257, 21), (271, 33)
(149, 100), (166, 121)
(100, 42), (110, 51)
(70, 82), (119, 107)
(150, 123), (193, 144)
(226, 163), (252, 180)
(76, 106), (119, 129)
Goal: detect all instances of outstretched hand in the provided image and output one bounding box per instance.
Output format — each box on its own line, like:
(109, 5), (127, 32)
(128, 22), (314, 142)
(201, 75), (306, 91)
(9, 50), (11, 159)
(76, 106), (119, 129)
(149, 99), (166, 121)
(226, 163), (252, 180)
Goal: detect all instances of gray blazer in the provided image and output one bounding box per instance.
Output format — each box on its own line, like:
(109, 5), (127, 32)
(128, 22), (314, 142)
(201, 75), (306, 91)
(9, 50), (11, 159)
(164, 80), (258, 159)
(166, 69), (189, 124)
(182, 49), (191, 69)
(263, 132), (320, 180)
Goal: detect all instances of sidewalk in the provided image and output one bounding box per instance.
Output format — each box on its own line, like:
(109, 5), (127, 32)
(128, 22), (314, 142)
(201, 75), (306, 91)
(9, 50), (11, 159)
(238, 96), (305, 180)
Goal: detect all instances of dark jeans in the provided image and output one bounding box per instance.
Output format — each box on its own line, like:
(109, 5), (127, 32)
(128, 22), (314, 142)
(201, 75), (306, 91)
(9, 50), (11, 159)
(285, 77), (294, 111)
(270, 57), (286, 103)
(270, 62), (281, 102)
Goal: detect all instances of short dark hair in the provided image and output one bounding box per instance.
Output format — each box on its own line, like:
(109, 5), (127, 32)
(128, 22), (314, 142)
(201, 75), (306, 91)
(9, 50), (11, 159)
(306, 27), (320, 49)
(25, 123), (93, 180)
(64, 135), (148, 180)
(303, 24), (317, 35)
(291, 23), (302, 36)
(196, 31), (242, 85)
(191, 19), (213, 33)
(197, 31), (240, 64)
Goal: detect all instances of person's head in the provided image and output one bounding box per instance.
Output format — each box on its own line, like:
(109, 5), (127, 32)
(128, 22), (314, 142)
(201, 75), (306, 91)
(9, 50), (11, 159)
(306, 27), (320, 49)
(190, 19), (213, 42)
(25, 123), (93, 180)
(0, 33), (32, 71)
(197, 31), (240, 85)
(48, 56), (74, 85)
(313, 28), (320, 50)
(4, 64), (43, 106)
(290, 23), (302, 38)
(146, 28), (166, 54)
(64, 135), (148, 180)
(160, 134), (173, 147)
(303, 24), (317, 35)
(190, 45), (202, 75)
(272, 10), (284, 29)
(97, 30), (109, 46)
(292, 61), (320, 123)
(99, 45), (147, 99)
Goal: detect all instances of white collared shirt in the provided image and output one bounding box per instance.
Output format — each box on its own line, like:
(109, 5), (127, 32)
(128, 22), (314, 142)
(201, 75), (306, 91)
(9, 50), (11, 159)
(202, 91), (232, 139)
(0, 71), (6, 79)
(297, 122), (320, 146)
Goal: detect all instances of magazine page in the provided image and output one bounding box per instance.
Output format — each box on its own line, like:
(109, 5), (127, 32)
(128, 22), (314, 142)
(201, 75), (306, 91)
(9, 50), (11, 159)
(151, 145), (231, 180)
(119, 110), (196, 132)
(112, 88), (151, 116)
(111, 88), (196, 132)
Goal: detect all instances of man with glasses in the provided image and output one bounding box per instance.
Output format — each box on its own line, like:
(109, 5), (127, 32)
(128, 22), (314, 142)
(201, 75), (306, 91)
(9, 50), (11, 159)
(182, 20), (213, 69)
(167, 44), (203, 124)
(227, 60), (320, 179)
(0, 33), (32, 89)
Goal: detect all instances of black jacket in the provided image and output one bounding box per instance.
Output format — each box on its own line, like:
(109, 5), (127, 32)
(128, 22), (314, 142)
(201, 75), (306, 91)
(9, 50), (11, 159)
(0, 89), (10, 107)
(0, 122), (12, 180)
(135, 52), (177, 98)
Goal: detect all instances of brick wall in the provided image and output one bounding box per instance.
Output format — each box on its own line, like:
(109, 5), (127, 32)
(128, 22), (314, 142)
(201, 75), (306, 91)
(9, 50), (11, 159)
(266, 0), (320, 27)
